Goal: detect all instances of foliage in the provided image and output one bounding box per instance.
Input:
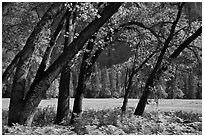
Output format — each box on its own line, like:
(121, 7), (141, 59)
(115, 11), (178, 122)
(2, 107), (202, 135)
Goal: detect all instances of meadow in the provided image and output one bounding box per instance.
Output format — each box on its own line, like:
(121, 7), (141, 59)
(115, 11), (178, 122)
(2, 98), (202, 113)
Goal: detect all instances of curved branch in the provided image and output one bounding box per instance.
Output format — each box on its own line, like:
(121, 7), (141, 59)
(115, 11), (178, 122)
(188, 45), (202, 51)
(120, 21), (161, 42)
(169, 27), (202, 59)
(150, 21), (173, 28)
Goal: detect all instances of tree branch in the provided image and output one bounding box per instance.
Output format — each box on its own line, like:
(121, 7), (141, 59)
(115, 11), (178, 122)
(169, 27), (202, 59)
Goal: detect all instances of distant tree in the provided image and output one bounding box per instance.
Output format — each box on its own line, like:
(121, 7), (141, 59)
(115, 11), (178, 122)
(109, 67), (117, 97)
(85, 64), (101, 98)
(100, 68), (111, 98)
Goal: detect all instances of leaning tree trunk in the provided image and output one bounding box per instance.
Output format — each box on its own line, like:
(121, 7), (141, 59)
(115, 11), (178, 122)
(69, 26), (116, 124)
(55, 4), (77, 124)
(121, 68), (134, 112)
(69, 36), (95, 124)
(3, 3), (64, 84)
(121, 50), (157, 112)
(33, 7), (67, 84)
(17, 3), (122, 125)
(134, 4), (184, 116)
(121, 50), (138, 112)
(55, 67), (71, 124)
(134, 70), (157, 115)
(8, 3), (64, 126)
(134, 26), (201, 116)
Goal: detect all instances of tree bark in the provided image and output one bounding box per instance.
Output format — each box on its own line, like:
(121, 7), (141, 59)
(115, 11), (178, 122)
(8, 58), (30, 126)
(55, 67), (71, 124)
(18, 3), (122, 125)
(4, 3), (64, 84)
(33, 6), (67, 84)
(55, 3), (77, 124)
(8, 3), (64, 126)
(33, 4), (67, 100)
(70, 36), (95, 124)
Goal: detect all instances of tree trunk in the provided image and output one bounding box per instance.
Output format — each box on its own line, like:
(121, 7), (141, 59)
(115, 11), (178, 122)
(8, 59), (30, 126)
(134, 73), (155, 115)
(34, 7), (67, 83)
(70, 36), (95, 124)
(8, 3), (64, 126)
(18, 3), (122, 125)
(121, 50), (157, 112)
(55, 3), (77, 124)
(72, 71), (78, 96)
(3, 3), (64, 84)
(121, 50), (138, 112)
(121, 89), (130, 112)
(134, 26), (201, 116)
(55, 67), (71, 124)
(134, 4), (185, 116)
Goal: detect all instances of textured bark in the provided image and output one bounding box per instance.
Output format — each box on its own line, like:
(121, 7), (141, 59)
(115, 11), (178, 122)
(18, 3), (122, 125)
(134, 71), (155, 115)
(8, 3), (64, 126)
(55, 67), (71, 124)
(4, 3), (64, 84)
(8, 58), (30, 126)
(70, 36), (95, 124)
(34, 8), (67, 83)
(55, 4), (77, 124)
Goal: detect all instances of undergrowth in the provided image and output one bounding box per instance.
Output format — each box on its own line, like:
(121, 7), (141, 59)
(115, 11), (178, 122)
(2, 107), (202, 135)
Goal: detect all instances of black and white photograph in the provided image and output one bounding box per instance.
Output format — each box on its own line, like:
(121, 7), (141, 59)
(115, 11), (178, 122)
(1, 1), (202, 135)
